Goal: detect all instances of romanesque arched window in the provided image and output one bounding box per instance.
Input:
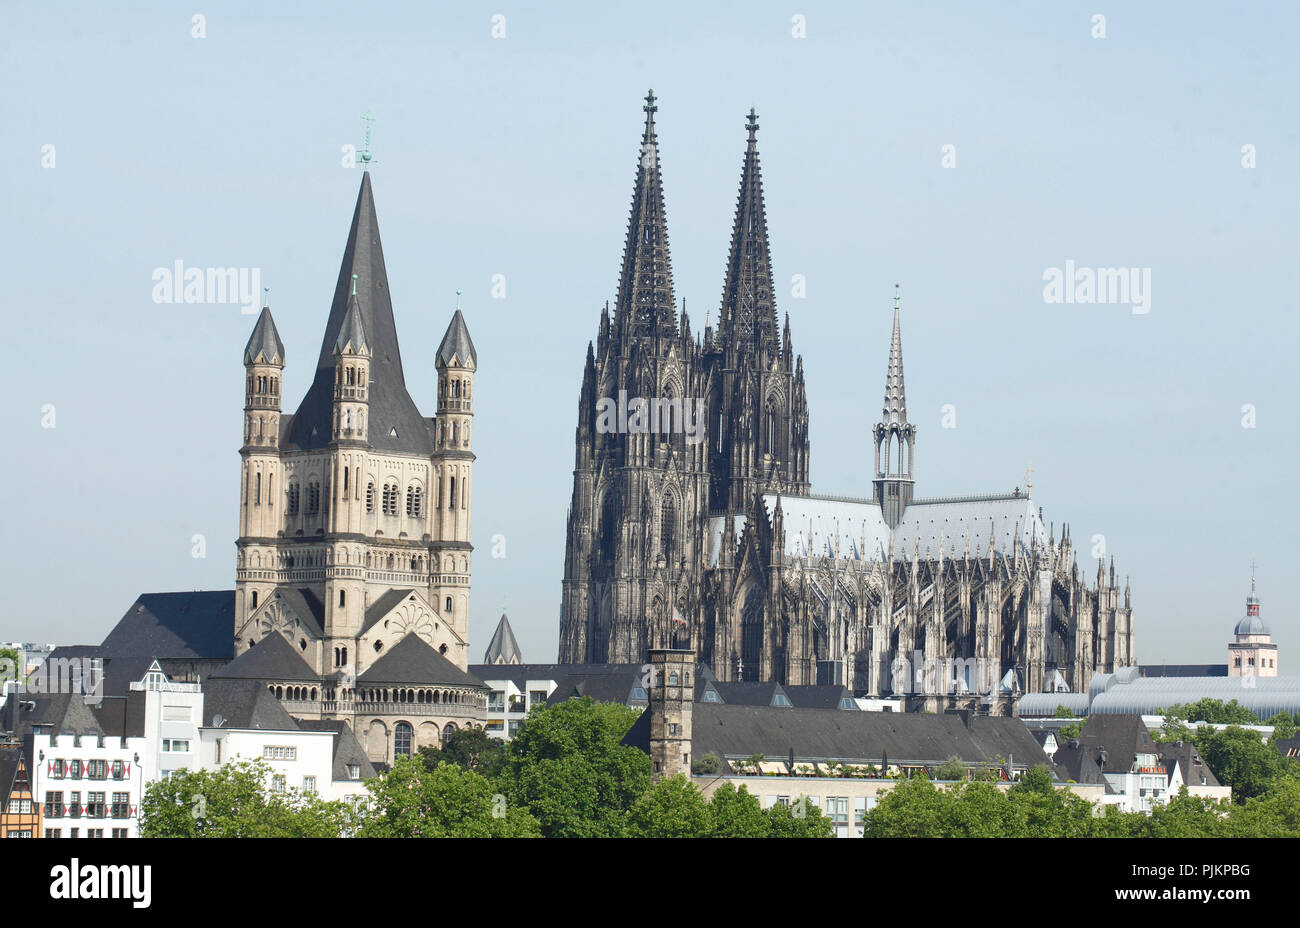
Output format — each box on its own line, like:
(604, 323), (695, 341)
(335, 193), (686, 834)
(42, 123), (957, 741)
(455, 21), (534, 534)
(287, 482), (299, 516)
(307, 482), (320, 515)
(394, 722), (412, 757)
(442, 723), (456, 745)
(449, 477), (457, 509)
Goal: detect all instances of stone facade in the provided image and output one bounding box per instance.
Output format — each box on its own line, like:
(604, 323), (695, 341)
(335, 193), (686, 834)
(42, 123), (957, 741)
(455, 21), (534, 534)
(559, 93), (1135, 709)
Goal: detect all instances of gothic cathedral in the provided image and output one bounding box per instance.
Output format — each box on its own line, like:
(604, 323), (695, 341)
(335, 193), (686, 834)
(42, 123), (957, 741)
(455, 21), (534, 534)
(558, 93), (1134, 710)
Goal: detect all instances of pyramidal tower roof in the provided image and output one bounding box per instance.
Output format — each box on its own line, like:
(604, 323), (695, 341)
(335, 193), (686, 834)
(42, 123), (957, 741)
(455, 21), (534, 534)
(437, 304), (477, 368)
(719, 108), (779, 355)
(881, 286), (908, 426)
(483, 612), (522, 664)
(244, 306), (285, 365)
(333, 280), (370, 355)
(284, 172), (433, 454)
(614, 90), (677, 339)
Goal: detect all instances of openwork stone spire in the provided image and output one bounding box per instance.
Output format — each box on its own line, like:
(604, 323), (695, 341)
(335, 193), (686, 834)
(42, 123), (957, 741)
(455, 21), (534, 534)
(614, 90), (677, 339)
(882, 284), (908, 426)
(719, 108), (779, 358)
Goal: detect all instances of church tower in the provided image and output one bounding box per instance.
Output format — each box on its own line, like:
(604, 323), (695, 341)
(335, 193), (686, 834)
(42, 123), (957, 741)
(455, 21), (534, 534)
(706, 109), (810, 512)
(238, 304), (286, 611)
(1229, 567), (1277, 677)
(433, 302), (477, 650)
(872, 286), (915, 527)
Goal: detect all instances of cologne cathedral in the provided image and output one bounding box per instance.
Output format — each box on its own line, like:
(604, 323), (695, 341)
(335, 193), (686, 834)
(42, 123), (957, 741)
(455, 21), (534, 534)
(558, 92), (1135, 711)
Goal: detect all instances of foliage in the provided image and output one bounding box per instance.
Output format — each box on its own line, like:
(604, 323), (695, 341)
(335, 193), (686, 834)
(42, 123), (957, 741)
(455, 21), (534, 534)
(766, 795), (835, 837)
(1193, 725), (1296, 803)
(496, 697), (649, 837)
(1162, 698), (1259, 726)
(1058, 720), (1084, 741)
(933, 756), (967, 781)
(1053, 705), (1076, 719)
(139, 759), (357, 837)
(691, 752), (722, 775)
(417, 726), (507, 778)
(707, 782), (771, 837)
(360, 755), (539, 837)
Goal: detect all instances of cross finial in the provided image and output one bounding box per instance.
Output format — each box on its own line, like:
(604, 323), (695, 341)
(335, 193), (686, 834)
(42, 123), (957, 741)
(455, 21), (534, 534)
(746, 107), (759, 142)
(893, 283), (901, 311)
(643, 89), (657, 137)
(1026, 463), (1033, 499)
(360, 110), (375, 170)
(1251, 556), (1257, 593)
(455, 289), (462, 311)
(263, 286), (270, 307)
(351, 273), (358, 296)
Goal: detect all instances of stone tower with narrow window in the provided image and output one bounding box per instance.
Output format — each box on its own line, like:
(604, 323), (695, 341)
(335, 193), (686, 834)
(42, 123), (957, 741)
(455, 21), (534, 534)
(233, 170), (479, 680)
(647, 648), (694, 780)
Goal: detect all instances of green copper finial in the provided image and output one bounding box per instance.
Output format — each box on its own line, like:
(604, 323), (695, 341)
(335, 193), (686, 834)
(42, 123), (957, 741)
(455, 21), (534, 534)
(360, 110), (375, 170)
(263, 285), (270, 307)
(456, 288), (462, 311)
(894, 283), (901, 311)
(351, 273), (358, 296)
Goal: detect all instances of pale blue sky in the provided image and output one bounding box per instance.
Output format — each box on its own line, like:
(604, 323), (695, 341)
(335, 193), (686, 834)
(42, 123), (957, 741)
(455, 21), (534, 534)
(3, 1), (1295, 665)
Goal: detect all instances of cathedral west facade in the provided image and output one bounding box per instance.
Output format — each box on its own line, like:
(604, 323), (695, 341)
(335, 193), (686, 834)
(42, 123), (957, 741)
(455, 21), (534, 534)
(228, 170), (487, 761)
(558, 93), (1135, 711)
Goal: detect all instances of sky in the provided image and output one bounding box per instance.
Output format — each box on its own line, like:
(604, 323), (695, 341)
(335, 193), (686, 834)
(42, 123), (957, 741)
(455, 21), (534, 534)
(2, 1), (1296, 666)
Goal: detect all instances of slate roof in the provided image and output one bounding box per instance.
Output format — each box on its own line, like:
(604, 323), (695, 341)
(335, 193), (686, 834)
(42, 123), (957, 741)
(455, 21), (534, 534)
(711, 681), (791, 707)
(1158, 741), (1221, 788)
(707, 493), (1048, 565)
(436, 309), (477, 368)
(1052, 740), (1106, 785)
(99, 591), (236, 662)
(211, 633), (320, 683)
(547, 671), (647, 707)
(243, 306), (285, 364)
(91, 691), (148, 740)
(1074, 714), (1154, 773)
(2, 692), (106, 742)
(468, 662), (648, 691)
(778, 685), (853, 710)
(273, 588), (326, 638)
(0, 748), (22, 806)
(483, 612), (522, 664)
(358, 634), (485, 688)
(201, 679), (300, 731)
(624, 704), (1049, 768)
(295, 718), (377, 782)
(333, 292), (369, 355)
(283, 173), (435, 455)
(360, 588), (418, 635)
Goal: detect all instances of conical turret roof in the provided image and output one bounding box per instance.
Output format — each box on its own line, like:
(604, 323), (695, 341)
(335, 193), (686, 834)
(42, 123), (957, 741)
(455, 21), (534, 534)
(244, 306), (285, 365)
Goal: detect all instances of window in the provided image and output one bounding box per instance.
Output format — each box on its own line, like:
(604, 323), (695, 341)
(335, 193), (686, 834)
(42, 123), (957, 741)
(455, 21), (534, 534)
(346, 765), (360, 781)
(87, 793), (106, 819)
(45, 829), (61, 838)
(7, 798), (30, 814)
(702, 689), (719, 702)
(69, 760), (82, 780)
(287, 483), (300, 515)
(111, 828), (128, 839)
(529, 690), (547, 706)
(52, 759), (65, 779)
(271, 775), (286, 793)
(366, 482), (375, 513)
(302, 776), (317, 793)
(339, 589), (346, 608)
(507, 720), (522, 737)
(394, 722), (413, 757)
(668, 723), (678, 735)
(111, 793), (130, 819)
(406, 486), (422, 517)
(162, 739), (190, 753)
(6, 830), (32, 838)
(69, 792), (81, 819)
(69, 828), (78, 838)
(772, 694), (792, 707)
(263, 746), (297, 761)
(45, 792), (63, 818)
(449, 477), (457, 509)
(488, 691), (505, 712)
(88, 760), (107, 780)
(308, 482), (320, 514)
(827, 797), (849, 837)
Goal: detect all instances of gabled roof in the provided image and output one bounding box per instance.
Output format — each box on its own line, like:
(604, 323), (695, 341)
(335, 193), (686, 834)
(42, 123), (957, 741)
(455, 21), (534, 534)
(211, 633), (320, 683)
(2, 692), (105, 742)
(243, 306), (285, 364)
(781, 684), (854, 710)
(0, 747), (23, 806)
(547, 671), (647, 707)
(483, 612), (522, 664)
(295, 718), (377, 782)
(711, 681), (791, 707)
(201, 679), (300, 731)
(272, 588), (326, 638)
(1075, 714), (1153, 773)
(360, 588), (418, 636)
(1052, 740), (1106, 785)
(358, 634), (484, 688)
(100, 591), (236, 662)
(1158, 741), (1221, 788)
(623, 704), (1049, 769)
(436, 309), (477, 368)
(283, 172), (434, 455)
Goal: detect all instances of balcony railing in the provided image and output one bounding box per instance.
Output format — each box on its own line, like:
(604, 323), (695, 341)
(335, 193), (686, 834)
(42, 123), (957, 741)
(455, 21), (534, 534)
(286, 699), (483, 719)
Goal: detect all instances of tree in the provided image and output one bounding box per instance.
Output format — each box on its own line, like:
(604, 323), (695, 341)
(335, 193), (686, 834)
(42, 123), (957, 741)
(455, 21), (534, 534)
(497, 697), (649, 837)
(933, 755), (966, 781)
(708, 782), (771, 837)
(1139, 788), (1230, 838)
(1265, 712), (1300, 742)
(626, 775), (712, 837)
(691, 752), (722, 775)
(360, 755), (539, 837)
(1194, 725), (1296, 803)
(0, 647), (21, 683)
(767, 796), (834, 837)
(862, 777), (948, 837)
(1163, 698), (1258, 726)
(139, 759), (356, 837)
(418, 726), (506, 778)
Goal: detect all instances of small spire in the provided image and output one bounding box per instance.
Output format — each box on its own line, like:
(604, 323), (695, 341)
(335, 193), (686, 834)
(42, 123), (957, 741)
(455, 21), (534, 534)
(351, 272), (358, 296)
(263, 286), (270, 308)
(746, 107), (759, 146)
(456, 288), (462, 311)
(643, 89), (658, 140)
(1026, 463), (1033, 499)
(893, 283), (901, 311)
